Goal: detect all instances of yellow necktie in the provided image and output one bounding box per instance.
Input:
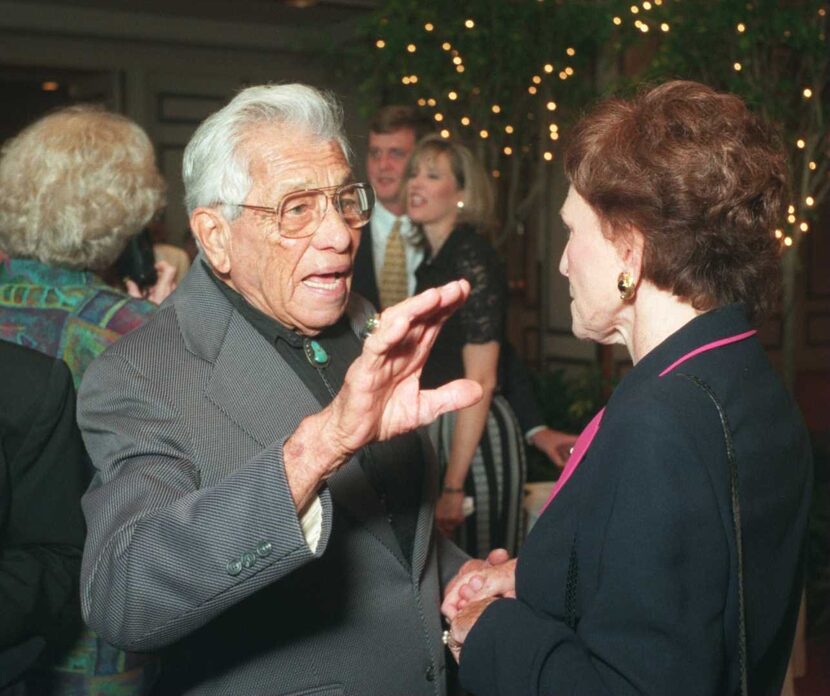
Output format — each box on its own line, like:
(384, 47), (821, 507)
(379, 219), (409, 309)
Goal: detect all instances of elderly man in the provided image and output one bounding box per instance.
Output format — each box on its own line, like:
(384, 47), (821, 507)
(78, 84), (484, 696)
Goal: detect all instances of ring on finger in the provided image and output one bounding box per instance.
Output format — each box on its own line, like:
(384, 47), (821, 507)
(442, 629), (462, 651)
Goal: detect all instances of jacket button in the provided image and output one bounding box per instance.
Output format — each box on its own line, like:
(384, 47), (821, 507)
(242, 552), (256, 568)
(256, 541), (272, 557)
(226, 559), (243, 576)
(425, 665), (435, 682)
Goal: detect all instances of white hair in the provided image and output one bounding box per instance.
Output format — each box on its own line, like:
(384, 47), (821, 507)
(182, 83), (352, 220)
(0, 105), (164, 270)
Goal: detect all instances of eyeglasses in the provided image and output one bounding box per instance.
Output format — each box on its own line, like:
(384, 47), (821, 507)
(229, 182), (375, 239)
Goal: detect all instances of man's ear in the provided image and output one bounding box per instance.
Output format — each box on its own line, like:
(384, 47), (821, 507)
(191, 207), (232, 274)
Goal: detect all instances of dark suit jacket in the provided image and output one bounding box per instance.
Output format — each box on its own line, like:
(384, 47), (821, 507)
(460, 305), (812, 696)
(352, 221), (381, 310)
(78, 259), (466, 696)
(0, 342), (87, 688)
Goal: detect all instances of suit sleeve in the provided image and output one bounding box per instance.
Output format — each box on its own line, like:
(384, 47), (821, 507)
(460, 382), (732, 695)
(0, 357), (86, 649)
(77, 350), (335, 651)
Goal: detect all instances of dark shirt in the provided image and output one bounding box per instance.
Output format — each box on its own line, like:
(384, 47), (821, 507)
(205, 263), (421, 563)
(415, 225), (507, 390)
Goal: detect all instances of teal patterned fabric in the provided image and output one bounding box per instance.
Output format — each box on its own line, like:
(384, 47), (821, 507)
(0, 257), (159, 694)
(0, 259), (156, 387)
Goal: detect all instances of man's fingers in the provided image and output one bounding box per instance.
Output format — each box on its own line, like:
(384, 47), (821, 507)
(418, 380), (483, 424)
(486, 548), (511, 566)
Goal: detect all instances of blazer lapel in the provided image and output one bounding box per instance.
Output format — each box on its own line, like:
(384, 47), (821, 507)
(199, 275), (405, 566)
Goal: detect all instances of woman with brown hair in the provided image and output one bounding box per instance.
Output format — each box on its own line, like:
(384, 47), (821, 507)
(442, 81), (812, 696)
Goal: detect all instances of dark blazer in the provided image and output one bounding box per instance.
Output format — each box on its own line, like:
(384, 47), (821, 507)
(77, 259), (466, 696)
(460, 305), (812, 696)
(352, 221), (381, 309)
(0, 342), (87, 688)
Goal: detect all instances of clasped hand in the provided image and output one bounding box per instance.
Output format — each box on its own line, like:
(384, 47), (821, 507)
(441, 549), (517, 662)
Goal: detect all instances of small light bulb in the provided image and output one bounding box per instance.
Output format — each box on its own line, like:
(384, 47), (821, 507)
(448, 91), (458, 100)
(503, 146), (513, 155)
(613, 16), (622, 25)
(643, 1), (652, 9)
(734, 62), (742, 71)
(505, 125), (514, 134)
(630, 5), (639, 14)
(546, 101), (557, 111)
(409, 75), (418, 84)
(492, 170), (500, 178)
(558, 71), (567, 80)
(532, 75), (542, 84)
(456, 65), (465, 73)
(784, 237), (793, 247)
(528, 86), (538, 94)
(566, 47), (576, 56)
(401, 76), (410, 85)
(407, 43), (416, 53)
(434, 113), (444, 122)
(461, 116), (471, 126)
(800, 222), (809, 232)
(544, 63), (554, 73)
(788, 205), (796, 214)
(796, 138), (806, 149)
(661, 22), (670, 32)
(565, 67), (574, 75)
(442, 42), (452, 51)
(737, 23), (746, 33)
(803, 88), (813, 98)
(543, 152), (553, 161)
(453, 56), (463, 65)
(417, 98), (426, 106)
(479, 129), (489, 139)
(806, 196), (815, 206)
(424, 22), (434, 31)
(808, 161), (817, 170)
(375, 39), (386, 48)
(427, 98), (436, 107)
(787, 214), (797, 224)
(492, 105), (501, 114)
(774, 229), (783, 239)
(440, 129), (450, 138)
(465, 18), (475, 29)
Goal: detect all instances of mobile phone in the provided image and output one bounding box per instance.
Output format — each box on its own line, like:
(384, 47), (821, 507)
(116, 228), (157, 290)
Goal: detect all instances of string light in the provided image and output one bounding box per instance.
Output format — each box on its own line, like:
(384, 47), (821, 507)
(492, 170), (500, 178)
(784, 237), (794, 247)
(424, 22), (434, 31)
(442, 42), (452, 51)
(544, 63), (554, 73)
(630, 5), (639, 14)
(456, 65), (465, 73)
(427, 98), (436, 107)
(448, 91), (458, 100)
(803, 88), (813, 99)
(407, 43), (416, 53)
(434, 113), (444, 122)
(809, 161), (817, 170)
(409, 75), (418, 83)
(453, 56), (463, 65)
(401, 76), (410, 85)
(460, 116), (471, 126)
(543, 151), (553, 161)
(558, 71), (568, 79)
(546, 101), (557, 111)
(788, 205), (795, 214)
(440, 129), (450, 138)
(775, 229), (784, 239)
(806, 196), (815, 207)
(787, 214), (797, 223)
(737, 23), (746, 33)
(479, 129), (489, 139)
(800, 222), (809, 232)
(566, 47), (576, 56)
(661, 22), (670, 32)
(505, 125), (514, 134)
(532, 75), (542, 84)
(528, 85), (538, 94)
(733, 62), (742, 71)
(417, 98), (426, 106)
(643, 1), (652, 9)
(796, 138), (806, 148)
(613, 16), (623, 25)
(503, 146), (513, 155)
(565, 66), (574, 75)
(492, 104), (502, 114)
(465, 18), (475, 29)
(375, 39), (386, 48)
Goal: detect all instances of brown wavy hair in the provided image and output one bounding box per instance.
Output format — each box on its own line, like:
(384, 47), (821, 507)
(564, 80), (788, 323)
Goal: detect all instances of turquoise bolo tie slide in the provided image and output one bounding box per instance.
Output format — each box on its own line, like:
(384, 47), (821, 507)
(304, 338), (330, 368)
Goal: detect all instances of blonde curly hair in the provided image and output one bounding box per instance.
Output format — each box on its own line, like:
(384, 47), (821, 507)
(0, 105), (165, 271)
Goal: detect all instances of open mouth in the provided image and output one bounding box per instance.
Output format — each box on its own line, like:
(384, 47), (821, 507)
(302, 270), (348, 291)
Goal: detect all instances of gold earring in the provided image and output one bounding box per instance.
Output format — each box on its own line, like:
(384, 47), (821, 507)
(617, 271), (635, 301)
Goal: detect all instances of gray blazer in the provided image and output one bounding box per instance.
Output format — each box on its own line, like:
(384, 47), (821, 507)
(77, 260), (467, 696)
